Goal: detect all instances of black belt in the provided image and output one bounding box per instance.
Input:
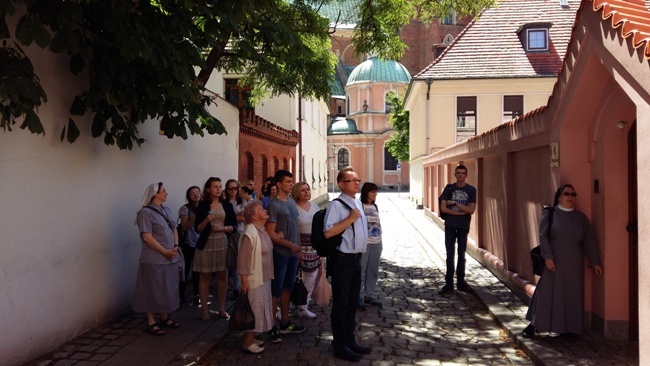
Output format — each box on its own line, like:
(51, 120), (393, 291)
(336, 251), (362, 259)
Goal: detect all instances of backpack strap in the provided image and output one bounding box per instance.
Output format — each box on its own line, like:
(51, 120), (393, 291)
(546, 207), (554, 240)
(143, 205), (174, 231)
(333, 198), (355, 239)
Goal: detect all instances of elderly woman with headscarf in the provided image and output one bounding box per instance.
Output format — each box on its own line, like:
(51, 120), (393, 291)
(238, 200), (275, 354)
(134, 182), (181, 336)
(523, 184), (603, 338)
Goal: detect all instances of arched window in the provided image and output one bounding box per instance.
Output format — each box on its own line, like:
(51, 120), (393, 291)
(346, 95), (350, 115)
(385, 92), (392, 113)
(384, 145), (398, 171)
(261, 155), (268, 181)
(245, 152), (254, 180)
(337, 148), (350, 171)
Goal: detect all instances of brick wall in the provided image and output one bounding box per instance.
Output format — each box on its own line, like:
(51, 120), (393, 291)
(239, 132), (296, 197)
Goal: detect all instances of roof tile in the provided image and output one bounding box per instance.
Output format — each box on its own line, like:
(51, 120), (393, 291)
(591, 0), (650, 59)
(415, 0), (581, 80)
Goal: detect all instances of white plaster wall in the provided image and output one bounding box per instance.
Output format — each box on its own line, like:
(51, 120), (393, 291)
(299, 99), (330, 202)
(0, 44), (239, 366)
(256, 94), (295, 131)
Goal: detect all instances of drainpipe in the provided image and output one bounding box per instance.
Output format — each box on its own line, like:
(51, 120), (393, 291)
(425, 78), (433, 155)
(297, 94), (304, 182)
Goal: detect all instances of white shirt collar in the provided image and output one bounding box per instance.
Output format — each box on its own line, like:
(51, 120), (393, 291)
(557, 204), (574, 212)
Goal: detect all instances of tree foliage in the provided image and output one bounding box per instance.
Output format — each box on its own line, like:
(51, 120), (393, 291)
(385, 91), (409, 162)
(352, 0), (495, 59)
(0, 0), (492, 149)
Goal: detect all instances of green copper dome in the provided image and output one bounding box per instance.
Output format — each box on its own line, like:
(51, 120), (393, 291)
(346, 57), (411, 85)
(328, 117), (362, 135)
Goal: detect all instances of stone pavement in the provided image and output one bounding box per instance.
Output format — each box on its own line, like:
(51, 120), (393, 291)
(26, 193), (638, 366)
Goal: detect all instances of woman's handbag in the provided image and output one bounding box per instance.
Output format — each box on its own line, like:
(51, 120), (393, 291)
(229, 293), (256, 331)
(290, 269), (308, 306)
(313, 262), (332, 305)
(530, 246), (544, 276)
(226, 233), (239, 271)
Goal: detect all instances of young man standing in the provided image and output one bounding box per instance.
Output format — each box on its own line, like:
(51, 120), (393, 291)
(265, 170), (305, 342)
(324, 167), (370, 362)
(439, 164), (476, 294)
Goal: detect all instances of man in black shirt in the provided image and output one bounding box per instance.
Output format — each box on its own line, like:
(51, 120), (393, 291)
(439, 165), (476, 294)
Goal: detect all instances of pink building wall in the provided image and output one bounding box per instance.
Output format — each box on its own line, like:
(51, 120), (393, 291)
(421, 1), (650, 343)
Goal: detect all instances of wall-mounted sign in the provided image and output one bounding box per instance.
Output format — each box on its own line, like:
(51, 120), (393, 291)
(550, 141), (559, 168)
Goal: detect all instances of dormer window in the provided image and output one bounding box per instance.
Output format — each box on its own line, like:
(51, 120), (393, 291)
(518, 22), (552, 52)
(527, 29), (548, 51)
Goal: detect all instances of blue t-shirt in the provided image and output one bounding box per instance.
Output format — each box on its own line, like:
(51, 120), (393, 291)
(266, 196), (299, 257)
(441, 183), (476, 230)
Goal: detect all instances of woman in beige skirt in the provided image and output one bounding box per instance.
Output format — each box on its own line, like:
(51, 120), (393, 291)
(194, 177), (238, 321)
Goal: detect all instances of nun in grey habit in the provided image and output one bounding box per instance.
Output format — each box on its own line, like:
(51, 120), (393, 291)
(524, 184), (603, 337)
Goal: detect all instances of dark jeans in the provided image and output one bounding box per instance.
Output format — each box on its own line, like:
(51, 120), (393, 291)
(444, 226), (469, 286)
(179, 244), (199, 300)
(330, 253), (361, 349)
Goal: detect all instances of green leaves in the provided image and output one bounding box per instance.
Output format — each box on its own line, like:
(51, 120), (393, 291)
(15, 13), (51, 47)
(0, 43), (46, 135)
(2, 0), (490, 150)
(385, 90), (410, 162)
(60, 118), (80, 143)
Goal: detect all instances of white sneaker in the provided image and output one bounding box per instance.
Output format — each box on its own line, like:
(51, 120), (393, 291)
(298, 308), (316, 319)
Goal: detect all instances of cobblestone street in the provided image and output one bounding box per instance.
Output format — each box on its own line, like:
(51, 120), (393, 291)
(27, 194), (638, 366)
(198, 193), (531, 365)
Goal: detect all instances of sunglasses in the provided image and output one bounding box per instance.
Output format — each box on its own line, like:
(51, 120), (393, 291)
(562, 192), (577, 197)
(342, 179), (361, 183)
(227, 187), (239, 191)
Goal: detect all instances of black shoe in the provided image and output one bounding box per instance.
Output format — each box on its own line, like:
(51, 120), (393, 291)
(364, 296), (382, 307)
(439, 284), (454, 295)
(348, 342), (371, 355)
(457, 282), (471, 292)
(333, 346), (362, 362)
(356, 300), (366, 311)
(268, 326), (283, 343)
(522, 324), (536, 338)
(560, 332), (577, 340)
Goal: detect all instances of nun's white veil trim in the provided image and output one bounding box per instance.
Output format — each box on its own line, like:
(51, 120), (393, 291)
(135, 183), (160, 224)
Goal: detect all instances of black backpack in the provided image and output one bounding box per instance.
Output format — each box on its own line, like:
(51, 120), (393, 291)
(311, 198), (353, 257)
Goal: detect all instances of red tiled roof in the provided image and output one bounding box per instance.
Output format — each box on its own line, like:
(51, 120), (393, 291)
(591, 0), (650, 59)
(415, 0), (581, 80)
(463, 0), (650, 143)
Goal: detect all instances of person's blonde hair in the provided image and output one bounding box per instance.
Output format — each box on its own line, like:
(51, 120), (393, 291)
(291, 181), (310, 201)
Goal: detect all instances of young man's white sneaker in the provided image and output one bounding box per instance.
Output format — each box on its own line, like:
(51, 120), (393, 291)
(298, 308), (316, 319)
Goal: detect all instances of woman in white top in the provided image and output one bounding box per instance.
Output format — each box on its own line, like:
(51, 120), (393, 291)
(291, 181), (321, 319)
(358, 182), (383, 310)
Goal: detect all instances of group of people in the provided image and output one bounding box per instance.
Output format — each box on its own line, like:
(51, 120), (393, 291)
(132, 167), (384, 360)
(132, 163), (602, 359)
(439, 165), (603, 339)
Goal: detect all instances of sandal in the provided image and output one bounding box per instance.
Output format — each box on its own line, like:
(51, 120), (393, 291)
(218, 311), (230, 320)
(159, 317), (180, 328)
(146, 323), (166, 336)
(201, 312), (212, 322)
